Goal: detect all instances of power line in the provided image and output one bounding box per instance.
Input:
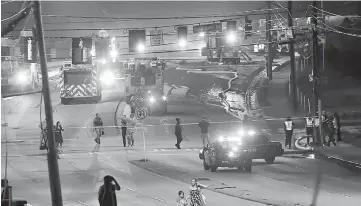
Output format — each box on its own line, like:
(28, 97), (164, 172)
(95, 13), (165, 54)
(1, 1), (29, 22)
(40, 8), (287, 20)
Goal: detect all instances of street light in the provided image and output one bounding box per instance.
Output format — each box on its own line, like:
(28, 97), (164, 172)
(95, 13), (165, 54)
(199, 32), (205, 37)
(226, 32), (237, 43)
(137, 43), (145, 52)
(178, 38), (187, 48)
(110, 49), (118, 58)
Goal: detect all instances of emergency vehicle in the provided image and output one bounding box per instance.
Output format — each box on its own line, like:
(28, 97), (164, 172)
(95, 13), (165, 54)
(201, 31), (252, 64)
(59, 64), (102, 104)
(124, 58), (167, 115)
(97, 61), (126, 88)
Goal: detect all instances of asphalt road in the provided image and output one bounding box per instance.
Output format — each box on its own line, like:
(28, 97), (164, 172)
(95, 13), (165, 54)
(2, 63), (361, 206)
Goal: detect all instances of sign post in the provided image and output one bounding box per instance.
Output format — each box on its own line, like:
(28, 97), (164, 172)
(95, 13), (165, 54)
(135, 107), (148, 161)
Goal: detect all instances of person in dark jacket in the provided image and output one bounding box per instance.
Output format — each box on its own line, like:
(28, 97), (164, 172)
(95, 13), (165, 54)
(333, 112), (342, 142)
(198, 117), (210, 149)
(327, 116), (337, 147)
(175, 118), (183, 149)
(93, 113), (104, 144)
(55, 121), (64, 152)
(120, 115), (127, 147)
(98, 175), (121, 206)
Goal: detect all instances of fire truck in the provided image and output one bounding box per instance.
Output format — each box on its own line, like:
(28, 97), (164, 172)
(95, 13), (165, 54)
(97, 61), (126, 88)
(201, 31), (252, 64)
(59, 64), (102, 104)
(124, 58), (167, 115)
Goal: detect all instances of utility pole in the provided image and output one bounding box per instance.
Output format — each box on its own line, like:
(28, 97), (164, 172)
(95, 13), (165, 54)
(288, 1), (297, 112)
(266, 1), (273, 80)
(33, 1), (64, 206)
(311, 1), (322, 145)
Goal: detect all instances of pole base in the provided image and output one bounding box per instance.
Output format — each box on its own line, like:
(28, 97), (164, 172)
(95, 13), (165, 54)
(139, 158), (149, 162)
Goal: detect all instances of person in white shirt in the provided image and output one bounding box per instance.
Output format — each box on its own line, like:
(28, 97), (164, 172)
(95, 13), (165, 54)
(305, 113), (314, 145)
(284, 117), (295, 149)
(313, 113), (321, 143)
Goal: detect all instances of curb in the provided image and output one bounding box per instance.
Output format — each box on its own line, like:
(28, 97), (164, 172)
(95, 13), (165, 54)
(313, 149), (361, 173)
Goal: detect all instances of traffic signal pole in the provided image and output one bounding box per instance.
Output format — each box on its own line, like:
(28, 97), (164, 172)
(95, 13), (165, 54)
(311, 1), (322, 145)
(288, 1), (297, 112)
(33, 1), (64, 206)
(266, 1), (273, 80)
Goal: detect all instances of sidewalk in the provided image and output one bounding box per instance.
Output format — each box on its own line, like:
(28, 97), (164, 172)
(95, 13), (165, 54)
(260, 63), (361, 172)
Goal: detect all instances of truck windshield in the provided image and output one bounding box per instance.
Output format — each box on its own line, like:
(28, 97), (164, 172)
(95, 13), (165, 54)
(64, 71), (92, 85)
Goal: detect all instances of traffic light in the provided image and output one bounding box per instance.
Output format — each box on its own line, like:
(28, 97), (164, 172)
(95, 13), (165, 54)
(227, 20), (237, 32)
(129, 30), (146, 53)
(177, 26), (188, 48)
(244, 16), (252, 39)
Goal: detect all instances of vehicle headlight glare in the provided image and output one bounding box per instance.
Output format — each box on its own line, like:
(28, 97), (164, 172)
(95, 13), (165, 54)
(100, 71), (114, 85)
(100, 59), (107, 64)
(17, 71), (27, 84)
(228, 152), (235, 157)
(149, 96), (155, 103)
(218, 136), (224, 142)
(238, 130), (244, 135)
(248, 130), (256, 135)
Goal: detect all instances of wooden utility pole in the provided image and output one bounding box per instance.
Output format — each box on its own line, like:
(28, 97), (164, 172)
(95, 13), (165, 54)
(311, 1), (321, 145)
(288, 1), (297, 111)
(266, 1), (273, 80)
(33, 1), (64, 206)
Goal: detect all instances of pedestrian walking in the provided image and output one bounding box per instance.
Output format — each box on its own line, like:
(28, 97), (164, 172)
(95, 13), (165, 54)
(327, 116), (337, 147)
(198, 117), (210, 149)
(322, 111), (329, 146)
(127, 115), (135, 147)
(175, 118), (183, 149)
(284, 117), (295, 149)
(305, 113), (314, 146)
(313, 113), (321, 143)
(333, 112), (342, 142)
(98, 175), (121, 206)
(176, 191), (188, 206)
(187, 179), (206, 206)
(93, 113), (104, 144)
(55, 121), (64, 153)
(120, 115), (127, 147)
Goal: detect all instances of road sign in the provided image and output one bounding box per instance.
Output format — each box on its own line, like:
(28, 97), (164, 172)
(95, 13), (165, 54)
(193, 23), (222, 34)
(150, 30), (164, 46)
(136, 107), (148, 120)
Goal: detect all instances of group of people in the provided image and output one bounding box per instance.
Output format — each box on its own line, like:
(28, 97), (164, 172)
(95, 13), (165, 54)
(284, 110), (342, 149)
(120, 115), (135, 147)
(39, 119), (64, 158)
(97, 175), (206, 206)
(174, 116), (210, 150)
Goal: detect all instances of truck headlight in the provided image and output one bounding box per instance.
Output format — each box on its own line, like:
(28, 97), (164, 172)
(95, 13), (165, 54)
(149, 96), (155, 103)
(100, 71), (114, 85)
(162, 96), (167, 101)
(248, 130), (255, 135)
(218, 136), (224, 142)
(16, 71), (27, 84)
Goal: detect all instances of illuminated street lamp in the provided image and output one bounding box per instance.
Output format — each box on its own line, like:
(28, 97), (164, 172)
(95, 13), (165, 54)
(178, 39), (187, 48)
(199, 32), (205, 37)
(110, 49), (118, 58)
(137, 43), (145, 52)
(226, 32), (237, 43)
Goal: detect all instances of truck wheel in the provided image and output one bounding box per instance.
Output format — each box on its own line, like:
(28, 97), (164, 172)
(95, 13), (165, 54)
(203, 160), (210, 170)
(210, 166), (218, 172)
(265, 157), (275, 164)
(244, 159), (252, 173)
